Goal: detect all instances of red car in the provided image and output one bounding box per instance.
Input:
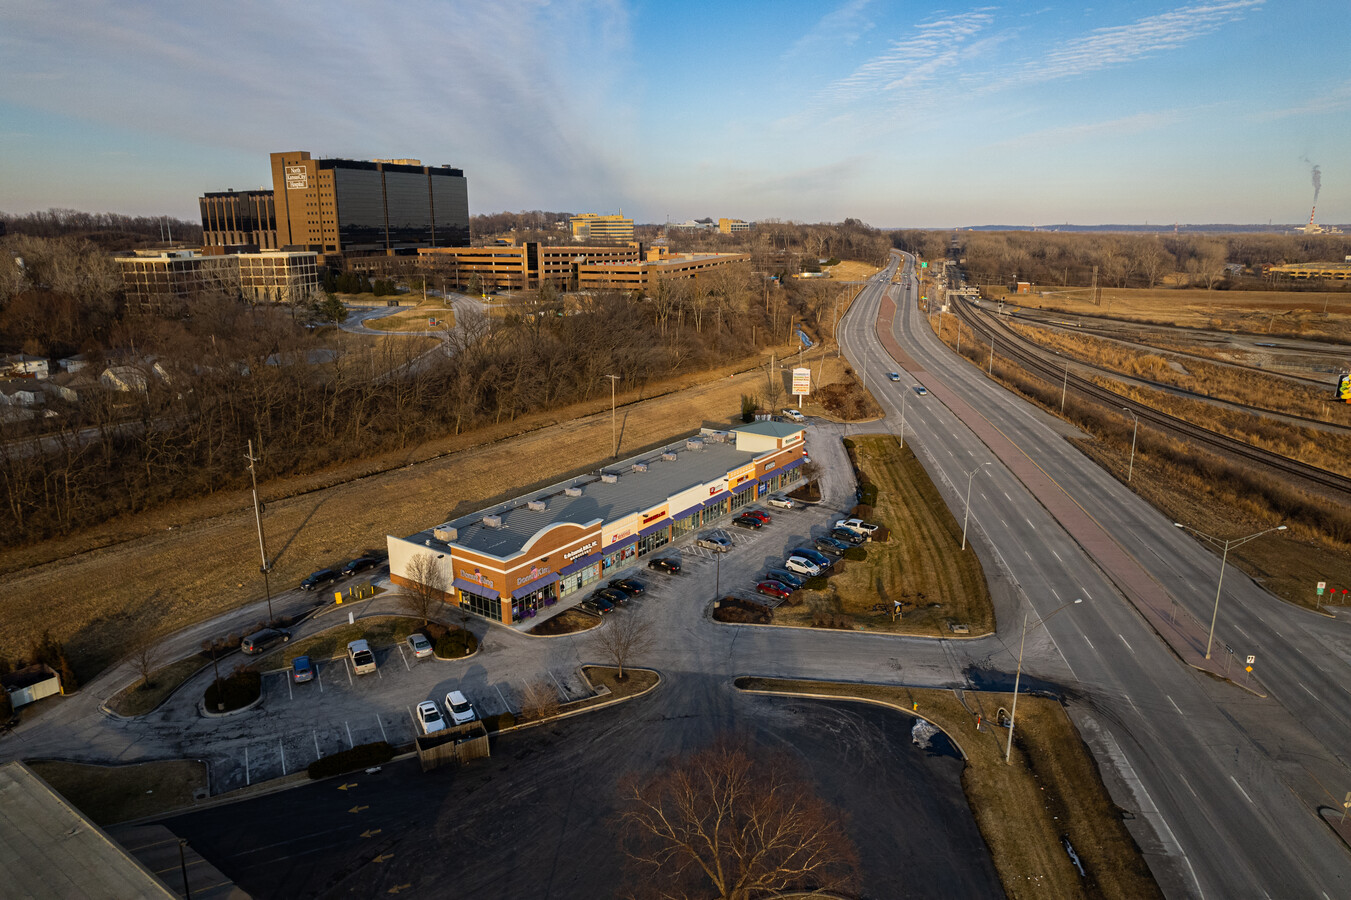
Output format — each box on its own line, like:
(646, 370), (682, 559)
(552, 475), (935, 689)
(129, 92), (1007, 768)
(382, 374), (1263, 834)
(756, 580), (793, 600)
(742, 509), (772, 525)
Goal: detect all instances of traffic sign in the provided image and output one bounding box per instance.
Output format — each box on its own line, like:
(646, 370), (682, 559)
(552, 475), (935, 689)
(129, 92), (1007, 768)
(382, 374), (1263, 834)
(1246, 655), (1256, 665)
(1318, 581), (1326, 595)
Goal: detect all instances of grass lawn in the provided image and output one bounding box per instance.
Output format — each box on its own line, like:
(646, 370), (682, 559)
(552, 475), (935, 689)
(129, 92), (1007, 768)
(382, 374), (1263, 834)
(737, 678), (1160, 900)
(363, 301), (455, 332)
(578, 665), (658, 705)
(528, 609), (601, 635)
(272, 615), (431, 665)
(774, 434), (993, 635)
(106, 654), (210, 717)
(25, 759), (208, 827)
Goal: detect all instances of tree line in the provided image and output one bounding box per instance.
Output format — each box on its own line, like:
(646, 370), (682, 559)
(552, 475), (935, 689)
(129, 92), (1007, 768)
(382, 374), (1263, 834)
(2, 208), (203, 247)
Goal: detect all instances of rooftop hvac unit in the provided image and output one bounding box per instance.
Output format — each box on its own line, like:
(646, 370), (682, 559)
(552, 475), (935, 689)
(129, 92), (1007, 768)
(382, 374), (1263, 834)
(527, 499), (546, 511)
(632, 462), (648, 473)
(707, 431), (729, 442)
(433, 525), (458, 542)
(601, 473), (619, 484)
(661, 452), (678, 461)
(565, 486), (583, 497)
(685, 439), (704, 451)
(482, 514), (502, 528)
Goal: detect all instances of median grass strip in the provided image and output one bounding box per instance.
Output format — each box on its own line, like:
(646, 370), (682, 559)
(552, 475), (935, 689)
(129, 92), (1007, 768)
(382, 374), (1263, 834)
(736, 678), (1161, 900)
(273, 615), (432, 665)
(24, 759), (208, 827)
(106, 654), (210, 717)
(773, 433), (993, 635)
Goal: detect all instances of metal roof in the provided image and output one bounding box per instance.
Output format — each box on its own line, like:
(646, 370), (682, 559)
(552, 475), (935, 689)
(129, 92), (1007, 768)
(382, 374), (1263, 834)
(735, 420), (806, 439)
(411, 430), (772, 559)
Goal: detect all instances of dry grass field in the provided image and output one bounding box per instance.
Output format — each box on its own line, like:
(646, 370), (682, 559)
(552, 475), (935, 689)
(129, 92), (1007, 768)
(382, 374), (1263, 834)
(737, 678), (1161, 900)
(361, 301), (455, 332)
(0, 349), (818, 680)
(825, 260), (880, 282)
(773, 434), (993, 635)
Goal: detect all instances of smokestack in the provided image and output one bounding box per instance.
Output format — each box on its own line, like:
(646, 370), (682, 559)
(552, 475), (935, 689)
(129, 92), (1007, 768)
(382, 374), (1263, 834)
(1309, 206), (1316, 226)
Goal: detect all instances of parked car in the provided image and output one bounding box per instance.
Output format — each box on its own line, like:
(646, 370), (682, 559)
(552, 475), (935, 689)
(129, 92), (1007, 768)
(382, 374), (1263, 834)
(766, 495), (795, 510)
(887, 372), (901, 382)
(731, 515), (763, 530)
(830, 527), (867, 545)
(784, 556), (821, 577)
(697, 532), (732, 552)
(341, 556), (379, 577)
(780, 408), (806, 423)
(581, 594), (616, 614)
(742, 509), (772, 525)
(596, 587), (629, 607)
(241, 628), (290, 655)
(790, 547), (832, 569)
(445, 690), (477, 726)
(756, 580), (793, 600)
(348, 639), (377, 675)
(417, 700), (447, 735)
(299, 568), (338, 591)
(815, 536), (849, 555)
(914, 385), (928, 395)
(834, 518), (879, 537)
(291, 655), (314, 683)
(609, 578), (646, 596)
(648, 557), (681, 574)
(765, 568), (805, 589)
(406, 633), (433, 659)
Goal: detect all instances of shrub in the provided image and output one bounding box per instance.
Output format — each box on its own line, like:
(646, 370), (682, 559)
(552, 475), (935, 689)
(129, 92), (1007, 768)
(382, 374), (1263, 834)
(802, 576), (829, 591)
(858, 484), (878, 506)
(850, 503), (874, 519)
(203, 667), (260, 712)
(871, 524), (891, 543)
(842, 437), (855, 449)
(843, 547), (867, 562)
(434, 628), (477, 659)
(307, 741), (395, 780)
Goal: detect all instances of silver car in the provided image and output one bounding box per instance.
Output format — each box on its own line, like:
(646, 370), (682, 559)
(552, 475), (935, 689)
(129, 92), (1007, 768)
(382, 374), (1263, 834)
(697, 532), (733, 552)
(406, 633), (433, 659)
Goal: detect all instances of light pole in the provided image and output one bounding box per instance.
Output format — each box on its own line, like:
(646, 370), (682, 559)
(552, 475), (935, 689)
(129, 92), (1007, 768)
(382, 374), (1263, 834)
(604, 374), (620, 458)
(245, 440), (273, 622)
(1174, 522), (1287, 659)
(1122, 408), (1139, 482)
(961, 463), (992, 550)
(1006, 598), (1083, 763)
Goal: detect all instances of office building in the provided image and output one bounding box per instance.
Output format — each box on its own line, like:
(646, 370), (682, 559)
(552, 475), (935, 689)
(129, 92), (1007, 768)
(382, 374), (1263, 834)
(570, 213), (634, 243)
(718, 218), (751, 234)
(199, 190), (277, 252)
(116, 250), (320, 308)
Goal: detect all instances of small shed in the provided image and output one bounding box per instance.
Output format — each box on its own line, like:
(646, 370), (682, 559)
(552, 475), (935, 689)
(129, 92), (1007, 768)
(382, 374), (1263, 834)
(415, 721), (490, 772)
(2, 663), (62, 708)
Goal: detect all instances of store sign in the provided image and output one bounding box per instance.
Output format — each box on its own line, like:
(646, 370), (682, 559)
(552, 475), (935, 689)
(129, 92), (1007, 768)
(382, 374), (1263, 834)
(792, 367), (811, 396)
(608, 529), (631, 544)
(459, 567), (494, 588)
(763, 460), (777, 472)
(564, 541), (598, 562)
(516, 564), (551, 586)
(285, 165), (309, 190)
(642, 506), (668, 525)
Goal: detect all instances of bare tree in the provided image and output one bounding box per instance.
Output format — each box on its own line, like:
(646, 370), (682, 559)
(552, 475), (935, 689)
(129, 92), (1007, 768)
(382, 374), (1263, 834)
(518, 677), (561, 722)
(621, 741), (858, 900)
(129, 634), (161, 690)
(591, 613), (654, 680)
(400, 552), (449, 626)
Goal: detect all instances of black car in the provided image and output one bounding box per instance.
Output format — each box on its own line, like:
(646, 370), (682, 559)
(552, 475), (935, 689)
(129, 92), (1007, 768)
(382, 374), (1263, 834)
(581, 594), (615, 615)
(299, 568), (338, 590)
(765, 569), (805, 589)
(595, 587), (630, 607)
(241, 627), (291, 654)
(731, 515), (763, 530)
(648, 557), (681, 574)
(813, 537), (846, 556)
(609, 578), (646, 596)
(830, 527), (866, 545)
(341, 556), (379, 577)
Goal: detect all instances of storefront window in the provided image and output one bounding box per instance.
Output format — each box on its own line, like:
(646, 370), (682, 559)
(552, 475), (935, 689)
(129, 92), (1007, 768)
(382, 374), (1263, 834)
(602, 544), (637, 573)
(672, 513), (697, 538)
(460, 589), (501, 622)
(730, 487), (754, 511)
(511, 583), (557, 622)
(637, 529), (670, 556)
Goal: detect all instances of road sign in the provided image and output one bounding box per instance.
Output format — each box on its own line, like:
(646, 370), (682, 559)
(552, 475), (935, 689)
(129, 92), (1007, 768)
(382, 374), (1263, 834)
(1246, 666), (1253, 673)
(792, 367), (811, 396)
(1318, 581), (1326, 595)
(1246, 655), (1256, 665)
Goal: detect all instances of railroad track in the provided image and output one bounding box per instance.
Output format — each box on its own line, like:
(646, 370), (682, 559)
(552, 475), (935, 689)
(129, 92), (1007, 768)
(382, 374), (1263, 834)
(948, 299), (1351, 500)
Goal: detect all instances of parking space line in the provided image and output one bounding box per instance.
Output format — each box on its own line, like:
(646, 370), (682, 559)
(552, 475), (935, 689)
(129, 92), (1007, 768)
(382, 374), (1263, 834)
(280, 740), (287, 776)
(345, 660), (353, 686)
(494, 683), (510, 713)
(398, 644), (410, 671)
(244, 746), (250, 786)
(548, 668), (565, 698)
(345, 721), (354, 748)
(287, 674), (293, 702)
(377, 714), (387, 743)
(314, 731), (321, 759)
(316, 662), (324, 693)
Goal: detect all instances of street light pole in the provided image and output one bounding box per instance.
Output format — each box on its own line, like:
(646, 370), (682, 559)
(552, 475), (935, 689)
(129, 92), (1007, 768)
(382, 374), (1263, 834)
(1005, 599), (1083, 763)
(245, 440), (273, 622)
(604, 374), (620, 458)
(961, 463), (992, 550)
(1122, 407), (1139, 482)
(1174, 522), (1287, 659)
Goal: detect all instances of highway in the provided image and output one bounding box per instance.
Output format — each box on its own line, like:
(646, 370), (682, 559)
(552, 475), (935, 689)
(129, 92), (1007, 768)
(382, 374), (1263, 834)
(838, 252), (1351, 897)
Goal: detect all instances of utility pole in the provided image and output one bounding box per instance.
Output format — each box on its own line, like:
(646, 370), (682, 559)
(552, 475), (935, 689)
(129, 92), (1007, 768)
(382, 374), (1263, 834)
(605, 375), (620, 458)
(1061, 358), (1069, 414)
(246, 440), (273, 622)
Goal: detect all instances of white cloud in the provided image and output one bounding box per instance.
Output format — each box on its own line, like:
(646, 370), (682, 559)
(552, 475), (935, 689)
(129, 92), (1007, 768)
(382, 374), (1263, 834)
(784, 0), (877, 60)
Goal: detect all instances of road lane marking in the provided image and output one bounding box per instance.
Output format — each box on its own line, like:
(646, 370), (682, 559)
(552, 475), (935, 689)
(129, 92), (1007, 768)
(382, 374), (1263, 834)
(345, 661), (353, 686)
(1003, 492), (1011, 501)
(287, 674), (293, 702)
(1300, 682), (1316, 698)
(1024, 518), (1036, 530)
(1166, 695), (1182, 716)
(280, 740), (287, 776)
(1052, 550), (1062, 562)
(1178, 772), (1198, 798)
(1050, 587), (1061, 600)
(314, 731), (321, 759)
(244, 746), (250, 786)
(1119, 634), (1134, 654)
(1084, 636), (1095, 650)
(1230, 776), (1254, 805)
(1081, 589), (1093, 600)
(345, 721), (354, 748)
(377, 714), (388, 743)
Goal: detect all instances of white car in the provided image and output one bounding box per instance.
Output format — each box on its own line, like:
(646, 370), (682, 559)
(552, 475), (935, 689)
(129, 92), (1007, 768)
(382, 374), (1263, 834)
(767, 495), (794, 510)
(445, 690), (477, 726)
(416, 700), (446, 735)
(780, 408), (806, 423)
(784, 556), (821, 577)
(834, 518), (879, 536)
(406, 633), (433, 659)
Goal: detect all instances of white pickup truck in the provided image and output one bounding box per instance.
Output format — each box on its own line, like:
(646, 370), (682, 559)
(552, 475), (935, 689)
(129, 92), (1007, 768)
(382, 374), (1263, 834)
(834, 518), (879, 537)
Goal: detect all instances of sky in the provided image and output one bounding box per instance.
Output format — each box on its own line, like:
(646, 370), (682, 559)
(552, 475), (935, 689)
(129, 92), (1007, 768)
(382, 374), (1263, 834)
(1, 0), (1347, 228)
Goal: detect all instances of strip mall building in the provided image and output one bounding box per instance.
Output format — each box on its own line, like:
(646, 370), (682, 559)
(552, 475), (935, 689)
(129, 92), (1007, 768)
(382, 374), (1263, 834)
(387, 421), (807, 625)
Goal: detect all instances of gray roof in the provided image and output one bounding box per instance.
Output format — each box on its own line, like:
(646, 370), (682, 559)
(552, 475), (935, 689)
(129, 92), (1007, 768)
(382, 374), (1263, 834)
(735, 420), (805, 439)
(413, 431), (765, 559)
(0, 762), (177, 899)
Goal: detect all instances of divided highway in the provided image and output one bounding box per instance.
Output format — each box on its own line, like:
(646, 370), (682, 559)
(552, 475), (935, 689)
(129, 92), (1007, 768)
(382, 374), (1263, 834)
(838, 252), (1351, 898)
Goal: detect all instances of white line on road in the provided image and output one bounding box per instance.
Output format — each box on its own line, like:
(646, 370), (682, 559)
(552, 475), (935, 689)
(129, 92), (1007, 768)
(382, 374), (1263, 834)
(377, 715), (388, 743)
(1231, 776), (1254, 805)
(1081, 589), (1093, 600)
(280, 740), (287, 776)
(1084, 636), (1095, 650)
(494, 683), (511, 713)
(1178, 772), (1198, 798)
(1003, 492), (1011, 501)
(244, 746), (250, 786)
(316, 662), (324, 693)
(1166, 695), (1182, 716)
(314, 731), (321, 759)
(1024, 518), (1036, 530)
(345, 721), (354, 749)
(548, 668), (566, 698)
(1051, 550), (1062, 562)
(287, 674), (293, 701)
(345, 661), (353, 686)
(1025, 551), (1032, 560)
(397, 644), (410, 671)
(1300, 682), (1316, 698)
(1050, 587), (1061, 600)
(1127, 695), (1138, 713)
(1119, 634), (1134, 654)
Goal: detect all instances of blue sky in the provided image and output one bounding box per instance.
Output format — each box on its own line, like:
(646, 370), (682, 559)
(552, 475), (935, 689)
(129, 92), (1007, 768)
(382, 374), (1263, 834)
(2, 1), (1347, 227)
